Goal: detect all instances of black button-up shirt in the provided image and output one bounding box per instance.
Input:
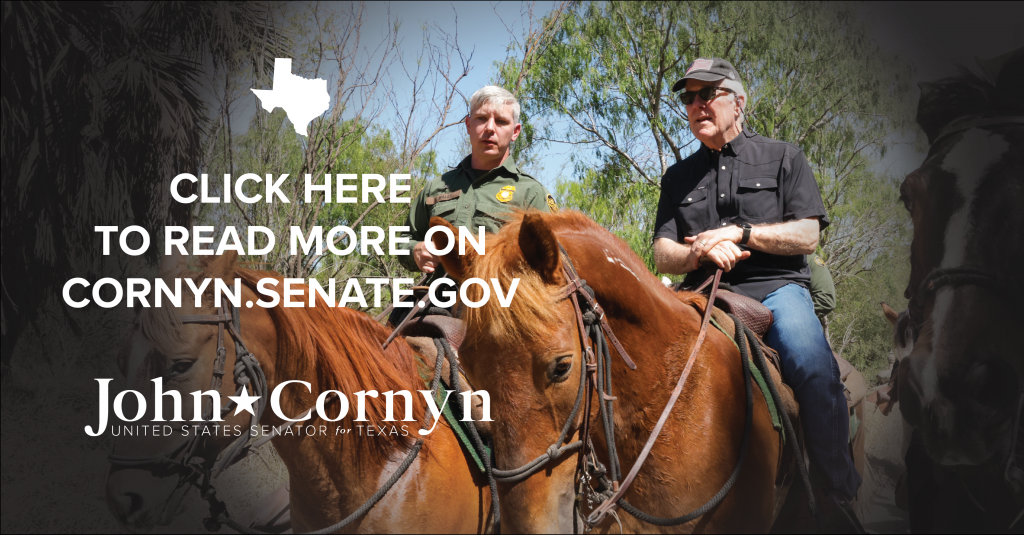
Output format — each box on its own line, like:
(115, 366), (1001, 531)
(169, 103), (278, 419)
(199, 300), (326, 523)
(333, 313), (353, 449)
(653, 130), (829, 301)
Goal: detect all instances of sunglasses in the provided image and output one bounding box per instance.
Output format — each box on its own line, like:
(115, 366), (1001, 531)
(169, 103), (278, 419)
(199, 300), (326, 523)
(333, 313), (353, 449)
(679, 86), (735, 105)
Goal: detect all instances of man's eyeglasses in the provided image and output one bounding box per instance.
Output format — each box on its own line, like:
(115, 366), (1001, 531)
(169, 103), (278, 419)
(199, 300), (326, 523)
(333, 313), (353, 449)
(679, 86), (735, 105)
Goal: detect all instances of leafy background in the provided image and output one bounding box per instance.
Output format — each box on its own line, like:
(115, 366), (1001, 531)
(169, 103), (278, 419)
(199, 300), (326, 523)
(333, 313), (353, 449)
(1, 1), (942, 531)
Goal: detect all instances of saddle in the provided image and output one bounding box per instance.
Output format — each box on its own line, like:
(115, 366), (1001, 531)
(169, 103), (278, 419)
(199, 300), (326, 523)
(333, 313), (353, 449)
(398, 314), (466, 351)
(674, 281), (774, 337)
(395, 308), (489, 439)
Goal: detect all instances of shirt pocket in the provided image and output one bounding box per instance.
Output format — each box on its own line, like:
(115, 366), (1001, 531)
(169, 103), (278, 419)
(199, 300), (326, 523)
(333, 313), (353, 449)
(737, 177), (780, 222)
(676, 187), (710, 235)
(430, 197), (459, 219)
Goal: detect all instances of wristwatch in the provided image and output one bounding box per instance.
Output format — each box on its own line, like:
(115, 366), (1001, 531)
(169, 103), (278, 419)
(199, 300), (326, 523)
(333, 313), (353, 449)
(738, 222), (752, 245)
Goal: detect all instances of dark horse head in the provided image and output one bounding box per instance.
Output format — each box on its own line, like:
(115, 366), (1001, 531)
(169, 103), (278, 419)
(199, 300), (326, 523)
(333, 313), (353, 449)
(897, 48), (1024, 470)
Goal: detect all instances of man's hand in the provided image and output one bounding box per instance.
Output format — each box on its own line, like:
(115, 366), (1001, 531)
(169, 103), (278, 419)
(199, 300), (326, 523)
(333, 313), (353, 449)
(413, 241), (440, 273)
(685, 225), (744, 259)
(701, 241), (751, 271)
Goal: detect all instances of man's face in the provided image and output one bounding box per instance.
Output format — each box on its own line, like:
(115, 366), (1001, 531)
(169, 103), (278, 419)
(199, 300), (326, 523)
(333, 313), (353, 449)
(466, 100), (521, 165)
(684, 79), (743, 145)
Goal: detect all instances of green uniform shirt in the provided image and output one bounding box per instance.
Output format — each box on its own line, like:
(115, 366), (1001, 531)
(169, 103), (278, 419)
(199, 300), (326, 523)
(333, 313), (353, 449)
(807, 253), (837, 320)
(397, 156), (554, 271)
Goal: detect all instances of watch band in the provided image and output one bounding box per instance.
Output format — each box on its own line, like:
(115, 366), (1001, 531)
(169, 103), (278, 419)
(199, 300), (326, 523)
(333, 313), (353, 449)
(739, 223), (752, 245)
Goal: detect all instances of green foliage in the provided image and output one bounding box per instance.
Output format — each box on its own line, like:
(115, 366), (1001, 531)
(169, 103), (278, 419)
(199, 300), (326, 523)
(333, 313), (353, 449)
(556, 156), (663, 272)
(508, 1), (918, 372)
(1, 1), (288, 363)
(829, 241), (911, 383)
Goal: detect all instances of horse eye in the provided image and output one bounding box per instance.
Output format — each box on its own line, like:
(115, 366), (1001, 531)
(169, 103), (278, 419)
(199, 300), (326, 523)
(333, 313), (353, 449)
(548, 357), (573, 383)
(169, 360), (195, 375)
(900, 192), (913, 212)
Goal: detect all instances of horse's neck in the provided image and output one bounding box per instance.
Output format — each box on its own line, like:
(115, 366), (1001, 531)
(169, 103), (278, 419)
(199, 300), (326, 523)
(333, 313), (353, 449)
(248, 306), (416, 511)
(568, 240), (712, 471)
(567, 238), (692, 372)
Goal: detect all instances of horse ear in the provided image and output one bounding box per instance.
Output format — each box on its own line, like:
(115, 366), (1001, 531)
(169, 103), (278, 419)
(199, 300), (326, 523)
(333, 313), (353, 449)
(916, 81), (951, 145)
(518, 213), (563, 285)
(881, 302), (899, 326)
(429, 217), (475, 281)
(200, 252), (239, 281)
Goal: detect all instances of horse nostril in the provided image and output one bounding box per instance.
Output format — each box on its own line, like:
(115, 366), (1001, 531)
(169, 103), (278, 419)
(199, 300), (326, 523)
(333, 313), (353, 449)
(965, 360), (1017, 422)
(113, 491), (145, 522)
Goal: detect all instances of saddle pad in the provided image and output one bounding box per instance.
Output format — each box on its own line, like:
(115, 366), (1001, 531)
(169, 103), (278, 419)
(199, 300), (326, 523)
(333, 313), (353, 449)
(434, 378), (490, 474)
(709, 316), (784, 436)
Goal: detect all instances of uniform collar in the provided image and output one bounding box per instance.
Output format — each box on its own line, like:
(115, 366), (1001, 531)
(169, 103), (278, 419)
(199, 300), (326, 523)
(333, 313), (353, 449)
(459, 155), (521, 181)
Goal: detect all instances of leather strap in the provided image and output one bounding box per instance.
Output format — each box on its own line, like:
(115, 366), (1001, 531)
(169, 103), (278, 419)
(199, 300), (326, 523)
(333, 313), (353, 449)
(590, 269), (722, 523)
(739, 223), (752, 245)
(558, 250), (636, 370)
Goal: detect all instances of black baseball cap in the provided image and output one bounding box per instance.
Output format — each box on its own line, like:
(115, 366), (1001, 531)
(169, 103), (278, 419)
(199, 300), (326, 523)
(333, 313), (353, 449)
(672, 58), (741, 92)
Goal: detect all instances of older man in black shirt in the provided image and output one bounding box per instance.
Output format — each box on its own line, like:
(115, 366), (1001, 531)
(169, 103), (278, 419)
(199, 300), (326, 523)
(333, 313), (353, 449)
(653, 58), (861, 530)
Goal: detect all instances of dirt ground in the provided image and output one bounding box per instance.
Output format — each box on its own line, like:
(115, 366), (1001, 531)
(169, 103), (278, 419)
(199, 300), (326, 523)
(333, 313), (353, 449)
(857, 391), (911, 534)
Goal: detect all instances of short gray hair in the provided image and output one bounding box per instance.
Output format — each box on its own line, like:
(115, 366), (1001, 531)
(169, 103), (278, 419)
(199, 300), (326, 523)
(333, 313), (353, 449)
(719, 78), (747, 125)
(469, 86), (521, 124)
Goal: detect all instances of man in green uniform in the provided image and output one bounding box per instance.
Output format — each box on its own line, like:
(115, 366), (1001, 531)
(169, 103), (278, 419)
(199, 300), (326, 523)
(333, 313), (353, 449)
(808, 252), (837, 322)
(397, 85), (555, 274)
(391, 86), (554, 324)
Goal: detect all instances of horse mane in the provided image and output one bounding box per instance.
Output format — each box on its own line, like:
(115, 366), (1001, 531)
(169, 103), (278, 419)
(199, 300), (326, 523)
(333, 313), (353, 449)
(918, 50), (1024, 139)
(138, 266), (426, 463)
(462, 210), (687, 345)
(237, 268), (425, 461)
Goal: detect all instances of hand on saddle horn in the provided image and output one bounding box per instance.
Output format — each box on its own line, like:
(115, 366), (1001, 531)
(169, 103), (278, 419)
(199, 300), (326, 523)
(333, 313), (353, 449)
(691, 240), (750, 272)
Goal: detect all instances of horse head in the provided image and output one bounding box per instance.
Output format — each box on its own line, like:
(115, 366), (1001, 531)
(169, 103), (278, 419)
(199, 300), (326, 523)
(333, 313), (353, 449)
(897, 48), (1024, 469)
(431, 213), (586, 532)
(431, 211), (776, 533)
(105, 252), (280, 532)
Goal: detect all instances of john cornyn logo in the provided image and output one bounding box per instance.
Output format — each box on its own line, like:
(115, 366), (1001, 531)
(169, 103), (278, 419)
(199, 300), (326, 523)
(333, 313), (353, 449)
(85, 378), (491, 436)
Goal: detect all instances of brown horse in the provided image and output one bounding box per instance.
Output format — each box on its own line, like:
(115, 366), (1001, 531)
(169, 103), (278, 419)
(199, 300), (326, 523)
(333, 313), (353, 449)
(895, 48), (1023, 532)
(105, 253), (492, 533)
(431, 210), (787, 533)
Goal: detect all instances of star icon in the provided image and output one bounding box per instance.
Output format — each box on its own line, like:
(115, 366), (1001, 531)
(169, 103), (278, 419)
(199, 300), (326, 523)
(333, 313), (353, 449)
(229, 388), (261, 417)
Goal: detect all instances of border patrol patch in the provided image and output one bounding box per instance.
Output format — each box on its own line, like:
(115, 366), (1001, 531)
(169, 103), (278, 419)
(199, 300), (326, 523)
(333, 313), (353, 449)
(546, 194), (559, 213)
(496, 185), (515, 203)
(814, 255), (825, 267)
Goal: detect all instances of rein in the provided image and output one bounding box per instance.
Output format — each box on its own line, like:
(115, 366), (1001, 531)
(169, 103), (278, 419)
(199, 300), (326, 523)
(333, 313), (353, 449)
(493, 246), (805, 531)
(108, 303), (269, 477)
(108, 302), (443, 534)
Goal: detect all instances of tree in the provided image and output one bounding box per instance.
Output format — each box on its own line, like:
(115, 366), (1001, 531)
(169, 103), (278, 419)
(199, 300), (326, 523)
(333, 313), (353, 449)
(505, 1), (916, 368)
(0, 1), (288, 371)
(198, 2), (474, 312)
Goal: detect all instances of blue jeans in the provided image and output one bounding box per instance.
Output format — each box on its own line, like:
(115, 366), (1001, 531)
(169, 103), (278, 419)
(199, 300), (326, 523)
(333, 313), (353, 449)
(762, 284), (861, 499)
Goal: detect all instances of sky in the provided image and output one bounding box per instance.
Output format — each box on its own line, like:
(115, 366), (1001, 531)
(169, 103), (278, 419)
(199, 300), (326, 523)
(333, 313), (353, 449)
(228, 1), (569, 191)
(228, 1), (1024, 189)
(854, 1), (1024, 178)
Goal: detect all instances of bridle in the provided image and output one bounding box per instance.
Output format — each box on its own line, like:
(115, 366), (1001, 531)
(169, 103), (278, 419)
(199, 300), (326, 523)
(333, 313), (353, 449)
(107, 300), (473, 534)
(108, 303), (269, 474)
(902, 115), (1024, 525)
(490, 245), (804, 532)
(108, 302), (271, 530)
